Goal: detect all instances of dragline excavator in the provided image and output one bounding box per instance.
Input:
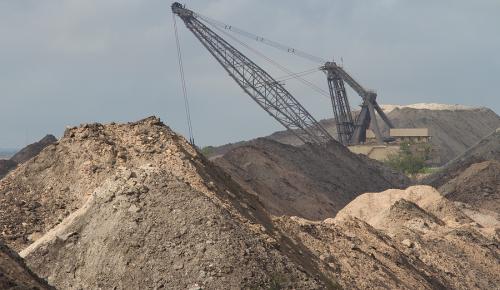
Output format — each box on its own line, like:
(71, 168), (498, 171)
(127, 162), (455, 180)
(171, 2), (394, 146)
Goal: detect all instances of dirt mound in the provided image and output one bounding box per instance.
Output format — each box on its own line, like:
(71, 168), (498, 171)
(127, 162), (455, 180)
(381, 107), (500, 164)
(207, 106), (500, 165)
(0, 159), (17, 179)
(438, 160), (500, 213)
(332, 186), (500, 289)
(381, 103), (479, 112)
(21, 167), (325, 289)
(426, 129), (500, 187)
(374, 199), (445, 233)
(0, 240), (54, 290)
(335, 185), (472, 226)
(3, 117), (498, 289)
(0, 135), (57, 179)
(2, 117), (332, 289)
(10, 135), (57, 164)
(276, 216), (449, 289)
(214, 138), (409, 220)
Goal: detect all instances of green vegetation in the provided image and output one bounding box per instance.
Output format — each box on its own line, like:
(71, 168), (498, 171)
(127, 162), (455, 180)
(384, 142), (432, 175)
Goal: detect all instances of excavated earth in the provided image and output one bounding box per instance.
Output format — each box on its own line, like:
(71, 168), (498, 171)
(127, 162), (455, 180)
(425, 129), (500, 214)
(0, 240), (54, 290)
(214, 138), (409, 220)
(333, 186), (500, 289)
(208, 105), (500, 165)
(0, 134), (57, 179)
(1, 117), (330, 289)
(1, 117), (499, 289)
(381, 107), (500, 164)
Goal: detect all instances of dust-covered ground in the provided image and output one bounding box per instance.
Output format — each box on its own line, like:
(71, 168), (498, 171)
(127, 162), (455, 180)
(424, 129), (500, 213)
(215, 138), (409, 220)
(0, 240), (54, 289)
(1, 117), (498, 289)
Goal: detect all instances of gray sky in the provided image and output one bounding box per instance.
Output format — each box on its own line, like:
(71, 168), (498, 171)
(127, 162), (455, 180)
(1, 0), (499, 149)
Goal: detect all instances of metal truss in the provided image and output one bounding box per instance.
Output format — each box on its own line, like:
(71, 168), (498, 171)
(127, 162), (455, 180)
(322, 62), (394, 145)
(172, 3), (335, 145)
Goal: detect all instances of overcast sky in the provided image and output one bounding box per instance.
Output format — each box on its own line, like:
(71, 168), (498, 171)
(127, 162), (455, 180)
(1, 0), (499, 149)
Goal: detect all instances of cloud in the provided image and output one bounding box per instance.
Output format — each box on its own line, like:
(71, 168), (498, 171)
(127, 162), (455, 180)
(0, 0), (498, 148)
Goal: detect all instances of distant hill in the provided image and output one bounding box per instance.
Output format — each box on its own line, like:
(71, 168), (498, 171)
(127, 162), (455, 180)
(0, 135), (57, 179)
(379, 106), (500, 165)
(207, 104), (500, 165)
(214, 138), (409, 220)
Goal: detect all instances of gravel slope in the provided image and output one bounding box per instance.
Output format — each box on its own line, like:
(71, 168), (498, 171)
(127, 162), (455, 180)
(0, 240), (54, 290)
(207, 105), (500, 165)
(215, 138), (409, 220)
(2, 117), (498, 289)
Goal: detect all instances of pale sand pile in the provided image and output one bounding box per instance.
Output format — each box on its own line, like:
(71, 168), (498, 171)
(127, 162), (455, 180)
(381, 103), (480, 113)
(336, 185), (445, 225)
(335, 185), (499, 233)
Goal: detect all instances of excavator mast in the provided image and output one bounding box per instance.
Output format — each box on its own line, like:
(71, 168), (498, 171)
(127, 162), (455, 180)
(172, 2), (335, 145)
(172, 2), (394, 146)
(322, 62), (394, 145)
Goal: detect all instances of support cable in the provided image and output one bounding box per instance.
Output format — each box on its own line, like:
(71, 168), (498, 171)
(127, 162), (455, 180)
(196, 13), (328, 64)
(275, 67), (321, 82)
(207, 22), (332, 99)
(172, 13), (195, 145)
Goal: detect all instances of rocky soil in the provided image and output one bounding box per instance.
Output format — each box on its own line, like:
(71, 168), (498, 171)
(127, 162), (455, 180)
(215, 138), (409, 220)
(0, 159), (17, 179)
(425, 129), (500, 187)
(0, 135), (56, 179)
(1, 116), (498, 289)
(0, 240), (54, 289)
(333, 186), (500, 289)
(1, 117), (332, 289)
(422, 129), (500, 226)
(10, 135), (57, 164)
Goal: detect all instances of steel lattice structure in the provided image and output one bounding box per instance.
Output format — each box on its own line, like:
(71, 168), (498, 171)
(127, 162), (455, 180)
(172, 2), (335, 145)
(322, 62), (394, 145)
(326, 69), (355, 145)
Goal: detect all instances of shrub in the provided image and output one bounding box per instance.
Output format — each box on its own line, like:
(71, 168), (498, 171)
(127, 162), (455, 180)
(384, 142), (431, 175)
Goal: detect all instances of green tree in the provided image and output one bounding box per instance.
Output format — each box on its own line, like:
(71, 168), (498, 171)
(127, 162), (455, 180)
(384, 142), (431, 175)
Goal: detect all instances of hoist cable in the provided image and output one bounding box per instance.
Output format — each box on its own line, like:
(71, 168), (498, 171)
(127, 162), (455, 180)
(172, 13), (195, 145)
(275, 67), (321, 82)
(196, 13), (328, 64)
(208, 22), (332, 99)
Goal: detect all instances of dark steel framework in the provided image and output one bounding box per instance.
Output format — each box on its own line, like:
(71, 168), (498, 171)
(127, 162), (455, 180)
(172, 2), (335, 145)
(322, 62), (394, 145)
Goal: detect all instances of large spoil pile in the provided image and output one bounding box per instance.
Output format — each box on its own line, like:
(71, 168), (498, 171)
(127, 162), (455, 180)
(2, 117), (498, 289)
(383, 107), (500, 164)
(425, 129), (500, 214)
(0, 240), (54, 290)
(332, 185), (500, 289)
(215, 138), (409, 220)
(426, 129), (500, 186)
(0, 134), (57, 179)
(1, 117), (328, 289)
(207, 104), (500, 165)
(0, 159), (17, 179)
